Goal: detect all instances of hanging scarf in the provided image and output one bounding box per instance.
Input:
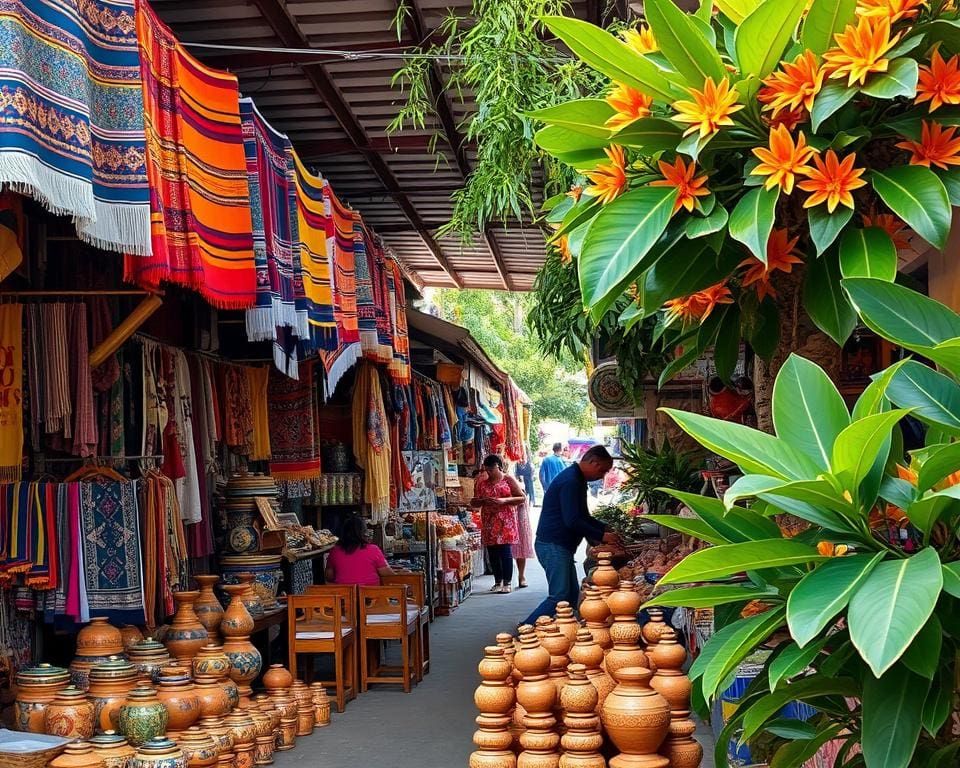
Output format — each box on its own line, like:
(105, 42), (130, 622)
(353, 225), (379, 357)
(267, 364), (320, 486)
(186, 356), (214, 559)
(172, 350), (201, 524)
(246, 366), (271, 461)
(26, 305), (42, 452)
(386, 258), (411, 385)
(0, 0), (150, 254)
(69, 303), (97, 457)
(352, 362), (390, 521)
(0, 305), (22, 480)
(221, 363), (253, 453)
(369, 234), (393, 364)
(41, 304), (71, 437)
(124, 0), (255, 308)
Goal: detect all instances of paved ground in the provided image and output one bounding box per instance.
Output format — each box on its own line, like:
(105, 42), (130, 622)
(276, 511), (715, 767)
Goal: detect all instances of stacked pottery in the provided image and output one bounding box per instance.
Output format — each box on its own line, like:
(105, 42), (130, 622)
(72, 618), (126, 690)
(121, 627), (145, 652)
(252, 695), (281, 743)
(514, 625), (559, 766)
(579, 586), (612, 652)
(14, 663), (71, 732)
(193, 645), (231, 680)
(270, 691), (298, 751)
(554, 602), (580, 648)
(156, 670), (201, 738)
(568, 628), (615, 709)
(309, 683), (331, 727)
(590, 552), (620, 598)
(601, 667), (670, 768)
(559, 664), (604, 768)
(90, 731), (137, 768)
(494, 633), (518, 687)
(177, 727), (220, 768)
(222, 473), (277, 555)
(468, 646), (515, 768)
(248, 707), (275, 766)
(540, 624), (572, 704)
(130, 738), (186, 768)
(224, 710), (257, 768)
(127, 641), (174, 684)
(49, 741), (106, 768)
(220, 558), (282, 612)
(118, 686), (168, 747)
(194, 675), (232, 719)
(44, 686), (95, 738)
(290, 681), (314, 737)
(88, 658), (139, 733)
(220, 585), (262, 708)
(199, 716), (235, 768)
(605, 581), (649, 682)
(642, 609), (669, 647)
(164, 593), (210, 667)
(194, 577), (225, 644)
(649, 628), (701, 768)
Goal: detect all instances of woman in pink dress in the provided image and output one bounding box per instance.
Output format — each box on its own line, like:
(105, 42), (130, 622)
(472, 455), (525, 593)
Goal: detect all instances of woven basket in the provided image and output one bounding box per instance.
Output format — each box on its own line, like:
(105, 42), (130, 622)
(0, 730), (70, 768)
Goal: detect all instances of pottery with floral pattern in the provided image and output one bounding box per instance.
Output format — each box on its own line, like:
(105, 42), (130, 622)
(176, 727), (220, 768)
(156, 670), (201, 734)
(118, 686), (168, 747)
(44, 686), (95, 739)
(165, 593), (210, 667)
(131, 738), (185, 768)
(15, 663), (71, 733)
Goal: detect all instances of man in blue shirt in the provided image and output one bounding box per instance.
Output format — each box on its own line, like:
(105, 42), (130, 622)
(538, 443), (567, 493)
(522, 445), (621, 626)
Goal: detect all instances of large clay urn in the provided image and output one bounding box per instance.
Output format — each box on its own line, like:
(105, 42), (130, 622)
(648, 628), (691, 718)
(578, 587), (611, 652)
(590, 552), (619, 597)
(44, 686), (95, 738)
(120, 627), (145, 652)
(127, 641), (173, 684)
(309, 684), (331, 727)
(176, 727), (220, 768)
(601, 667), (670, 768)
(72, 618), (125, 690)
(118, 686), (168, 747)
(194, 676), (231, 719)
(469, 646), (516, 768)
(605, 582), (649, 681)
(659, 718), (702, 768)
(14, 663), (71, 732)
(568, 628), (614, 708)
(220, 586), (261, 708)
(49, 741), (106, 768)
(553, 602), (580, 648)
(88, 658), (139, 733)
(90, 731), (137, 768)
(193, 645), (230, 681)
(165, 592), (210, 667)
(156, 670), (201, 735)
(641, 609), (669, 647)
(130, 738), (186, 768)
(559, 664), (604, 768)
(513, 625), (559, 767)
(194, 577), (225, 644)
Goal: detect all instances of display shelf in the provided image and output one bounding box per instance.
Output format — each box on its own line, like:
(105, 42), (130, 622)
(284, 542), (336, 562)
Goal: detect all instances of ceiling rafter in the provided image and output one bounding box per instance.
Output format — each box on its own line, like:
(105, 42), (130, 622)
(244, 0), (464, 288)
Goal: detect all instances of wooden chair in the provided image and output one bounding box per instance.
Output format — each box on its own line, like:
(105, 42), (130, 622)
(357, 585), (419, 693)
(287, 586), (357, 713)
(381, 573), (430, 681)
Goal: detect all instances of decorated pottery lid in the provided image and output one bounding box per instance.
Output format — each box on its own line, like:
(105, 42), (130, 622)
(90, 731), (131, 747)
(128, 639), (169, 655)
(126, 685), (159, 700)
(53, 686), (88, 702)
(16, 663), (71, 686)
(178, 727), (217, 747)
(90, 658), (137, 681)
(136, 738), (182, 756)
(158, 669), (193, 685)
(220, 555), (283, 566)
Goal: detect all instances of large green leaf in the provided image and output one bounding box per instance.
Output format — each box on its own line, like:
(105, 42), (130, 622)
(839, 226), (897, 281)
(808, 205), (853, 255)
(698, 608), (787, 700)
(685, 205), (728, 239)
(643, 514), (729, 545)
(659, 539), (825, 585)
(943, 561), (960, 598)
(852, 359), (907, 420)
(578, 186), (676, 311)
(644, 0), (726, 86)
(542, 17), (686, 103)
(662, 490), (783, 541)
(871, 166), (951, 249)
(848, 548), (943, 677)
(729, 186), (778, 263)
(886, 361), (960, 436)
(862, 664), (928, 768)
(769, 726), (846, 768)
(642, 584), (778, 609)
(527, 99), (616, 138)
(787, 553), (885, 647)
(908, 485), (960, 541)
(923, 666), (954, 737)
(741, 675), (854, 742)
(917, 442), (960, 491)
(641, 240), (741, 314)
(614, 117), (684, 153)
(901, 614), (942, 680)
(767, 637), (831, 692)
(811, 83), (857, 133)
(861, 57), (919, 100)
(534, 125), (609, 166)
(772, 355), (849, 470)
(714, 0), (762, 23)
(804, 248), (857, 345)
(664, 408), (823, 480)
(735, 0), (807, 78)
(758, 489), (857, 533)
(800, 0), (856, 54)
(844, 277), (960, 348)
(832, 409), (911, 496)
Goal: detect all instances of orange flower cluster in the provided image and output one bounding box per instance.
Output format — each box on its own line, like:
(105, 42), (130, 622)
(556, 235), (573, 265)
(650, 157), (710, 214)
(621, 24), (658, 55)
(896, 120), (960, 169)
(739, 229), (803, 301)
(862, 212), (910, 250)
(856, 0), (924, 23)
(584, 145), (628, 205)
(672, 77), (744, 137)
(605, 83), (653, 131)
(663, 283), (733, 324)
(798, 150), (868, 212)
(823, 16), (900, 86)
(917, 50), (960, 112)
(760, 51), (824, 119)
(751, 125), (818, 194)
(816, 542), (850, 557)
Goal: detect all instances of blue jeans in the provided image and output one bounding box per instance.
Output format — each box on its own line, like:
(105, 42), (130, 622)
(522, 540), (579, 627)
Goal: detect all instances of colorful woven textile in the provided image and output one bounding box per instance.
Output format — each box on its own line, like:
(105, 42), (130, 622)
(369, 234), (393, 364)
(330, 191), (359, 344)
(124, 0), (255, 308)
(241, 98), (307, 377)
(246, 365), (271, 461)
(387, 259), (411, 384)
(221, 363), (253, 454)
(0, 304), (21, 480)
(0, 0), (150, 254)
(79, 479), (145, 624)
(352, 362), (391, 522)
(267, 364), (320, 483)
(353, 223), (379, 357)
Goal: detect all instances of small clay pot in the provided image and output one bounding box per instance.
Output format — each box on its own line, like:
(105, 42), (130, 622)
(118, 686), (168, 747)
(194, 675), (232, 718)
(156, 670), (201, 733)
(77, 618), (125, 657)
(49, 741), (106, 768)
(176, 727), (220, 768)
(260, 665), (293, 693)
(88, 658), (139, 734)
(192, 645), (230, 680)
(90, 731), (137, 768)
(15, 663), (71, 733)
(198, 716), (235, 760)
(126, 641), (173, 684)
(642, 608), (669, 647)
(131, 738), (186, 768)
(308, 683), (331, 727)
(45, 686), (95, 739)
(224, 711), (256, 768)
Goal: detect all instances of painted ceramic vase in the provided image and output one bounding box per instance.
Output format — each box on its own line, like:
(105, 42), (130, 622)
(219, 586), (255, 637)
(308, 684), (331, 727)
(641, 609), (669, 647)
(199, 716), (234, 754)
(194, 576), (225, 644)
(193, 676), (231, 719)
(164, 592), (209, 666)
(120, 627), (145, 652)
(252, 696), (280, 734)
(224, 711), (256, 768)
(176, 727), (220, 768)
(49, 741), (106, 768)
(219, 559), (282, 612)
(91, 731), (137, 768)
(192, 645), (230, 680)
(118, 686), (169, 747)
(290, 681), (314, 737)
(156, 670), (201, 733)
(222, 503), (259, 555)
(88, 658), (139, 734)
(131, 738), (186, 768)
(45, 686), (95, 739)
(15, 663), (71, 733)
(590, 552), (620, 596)
(659, 718), (702, 768)
(220, 678), (240, 713)
(127, 641), (174, 684)
(601, 667), (670, 768)
(260, 665), (292, 693)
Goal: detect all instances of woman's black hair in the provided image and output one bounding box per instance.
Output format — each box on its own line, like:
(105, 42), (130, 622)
(482, 454), (504, 470)
(339, 514), (368, 555)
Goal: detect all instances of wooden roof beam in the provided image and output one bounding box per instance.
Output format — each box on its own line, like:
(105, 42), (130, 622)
(482, 229), (514, 292)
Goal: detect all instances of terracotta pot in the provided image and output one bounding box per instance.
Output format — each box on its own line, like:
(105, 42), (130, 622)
(165, 592), (210, 666)
(590, 552), (619, 596)
(554, 602), (580, 648)
(194, 675), (231, 718)
(268, 691), (297, 721)
(659, 718), (702, 768)
(559, 664), (604, 768)
(77, 618), (125, 657)
(494, 633), (518, 687)
(308, 683), (331, 727)
(193, 645), (230, 680)
(260, 665), (293, 693)
(88, 658), (139, 733)
(224, 711), (256, 768)
(568, 628), (615, 709)
(120, 627), (145, 652)
(131, 738), (186, 768)
(119, 687), (168, 747)
(540, 625), (571, 702)
(290, 681), (314, 737)
(248, 710), (273, 766)
(45, 686), (95, 739)
(194, 576), (225, 644)
(176, 727), (220, 768)
(252, 696), (280, 732)
(601, 667), (670, 767)
(90, 731), (137, 768)
(641, 609), (668, 647)
(469, 646), (516, 768)
(233, 574), (264, 620)
(648, 628), (691, 717)
(276, 717), (297, 752)
(607, 581), (641, 621)
(220, 586), (255, 637)
(533, 616), (554, 641)
(606, 583), (648, 682)
(15, 663), (71, 733)
(198, 716), (235, 765)
(156, 670), (201, 733)
(579, 587), (611, 652)
(221, 635), (262, 708)
(219, 678), (240, 713)
(49, 741), (106, 768)
(127, 641), (174, 684)
(513, 625), (559, 762)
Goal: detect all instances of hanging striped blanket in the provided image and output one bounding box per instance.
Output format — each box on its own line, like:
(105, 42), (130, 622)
(353, 223), (379, 357)
(369, 233), (394, 364)
(241, 98), (306, 377)
(124, 0), (255, 308)
(387, 257), (411, 384)
(330, 190), (359, 344)
(0, 0), (150, 254)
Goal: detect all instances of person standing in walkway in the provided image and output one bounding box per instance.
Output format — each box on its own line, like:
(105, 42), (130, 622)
(538, 442), (567, 493)
(472, 454), (526, 594)
(522, 445), (621, 625)
(512, 490), (535, 589)
(515, 458), (536, 506)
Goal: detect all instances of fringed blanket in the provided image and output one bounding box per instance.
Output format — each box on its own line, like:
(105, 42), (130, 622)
(0, 0), (150, 255)
(369, 233), (394, 364)
(268, 364), (320, 493)
(0, 304), (22, 480)
(353, 223), (379, 357)
(124, 0), (255, 308)
(241, 98), (307, 377)
(387, 258), (411, 385)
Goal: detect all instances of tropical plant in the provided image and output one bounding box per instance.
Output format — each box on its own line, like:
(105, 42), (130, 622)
(619, 438), (702, 512)
(534, 0), (960, 385)
(592, 502), (653, 541)
(643, 278), (960, 768)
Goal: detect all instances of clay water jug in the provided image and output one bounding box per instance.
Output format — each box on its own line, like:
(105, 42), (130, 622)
(165, 592), (209, 666)
(601, 667), (670, 768)
(194, 577), (224, 644)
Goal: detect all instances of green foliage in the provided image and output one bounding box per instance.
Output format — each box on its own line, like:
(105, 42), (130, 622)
(617, 438), (702, 512)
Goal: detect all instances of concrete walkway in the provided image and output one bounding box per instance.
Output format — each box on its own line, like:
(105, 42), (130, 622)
(275, 540), (716, 767)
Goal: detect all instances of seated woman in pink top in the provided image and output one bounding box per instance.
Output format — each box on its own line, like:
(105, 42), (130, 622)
(325, 515), (396, 586)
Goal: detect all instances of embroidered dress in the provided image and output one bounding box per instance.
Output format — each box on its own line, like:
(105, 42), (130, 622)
(475, 475), (519, 546)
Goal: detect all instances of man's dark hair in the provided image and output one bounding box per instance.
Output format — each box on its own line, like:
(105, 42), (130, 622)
(552, 442), (563, 453)
(583, 445), (612, 463)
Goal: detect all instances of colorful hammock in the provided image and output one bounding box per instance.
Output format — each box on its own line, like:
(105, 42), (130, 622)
(124, 0), (255, 309)
(0, 0), (150, 254)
